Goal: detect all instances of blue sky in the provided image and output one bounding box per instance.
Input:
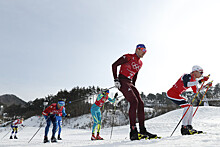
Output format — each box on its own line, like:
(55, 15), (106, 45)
(1, 0), (220, 102)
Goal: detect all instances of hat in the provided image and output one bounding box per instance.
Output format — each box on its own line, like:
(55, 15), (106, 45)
(136, 44), (146, 49)
(102, 89), (109, 95)
(192, 65), (203, 72)
(58, 101), (65, 106)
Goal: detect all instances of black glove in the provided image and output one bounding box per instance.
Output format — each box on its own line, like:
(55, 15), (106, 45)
(65, 114), (70, 118)
(21, 124), (25, 127)
(114, 92), (118, 100)
(49, 114), (56, 119)
(114, 78), (121, 89)
(114, 92), (118, 98)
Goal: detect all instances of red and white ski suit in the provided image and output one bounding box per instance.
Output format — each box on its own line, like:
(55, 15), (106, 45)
(167, 74), (197, 108)
(167, 73), (198, 126)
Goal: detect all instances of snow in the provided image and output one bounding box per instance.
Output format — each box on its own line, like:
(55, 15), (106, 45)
(0, 106), (220, 147)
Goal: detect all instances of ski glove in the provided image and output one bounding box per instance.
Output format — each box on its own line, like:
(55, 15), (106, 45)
(65, 114), (70, 118)
(113, 92), (118, 101)
(43, 115), (48, 120)
(199, 76), (209, 83)
(205, 82), (212, 87)
(114, 92), (118, 98)
(114, 78), (121, 89)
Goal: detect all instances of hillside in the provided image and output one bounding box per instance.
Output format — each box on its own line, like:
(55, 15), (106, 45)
(0, 94), (27, 107)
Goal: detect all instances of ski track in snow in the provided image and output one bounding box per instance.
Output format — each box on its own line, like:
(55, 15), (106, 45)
(0, 106), (220, 147)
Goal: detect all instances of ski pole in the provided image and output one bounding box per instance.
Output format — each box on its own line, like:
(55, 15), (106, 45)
(170, 106), (191, 137)
(28, 116), (46, 143)
(193, 81), (213, 117)
(110, 92), (118, 139)
(1, 129), (11, 140)
(170, 80), (206, 137)
(108, 86), (115, 90)
(70, 86), (115, 104)
(110, 104), (116, 139)
(191, 74), (210, 104)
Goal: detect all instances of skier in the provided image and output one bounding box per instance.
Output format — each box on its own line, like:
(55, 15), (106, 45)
(56, 102), (70, 140)
(42, 100), (65, 143)
(10, 118), (24, 139)
(112, 44), (157, 140)
(91, 89), (116, 140)
(166, 65), (211, 135)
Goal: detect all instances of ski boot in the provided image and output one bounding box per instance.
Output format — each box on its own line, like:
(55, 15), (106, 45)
(14, 136), (18, 139)
(91, 133), (96, 140)
(43, 136), (49, 143)
(181, 125), (190, 135)
(57, 134), (62, 140)
(187, 125), (203, 134)
(130, 126), (139, 140)
(139, 126), (158, 139)
(10, 136), (13, 139)
(96, 133), (103, 140)
(51, 136), (57, 143)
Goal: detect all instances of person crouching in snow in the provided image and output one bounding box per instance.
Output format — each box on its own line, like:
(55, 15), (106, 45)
(91, 89), (116, 140)
(42, 100), (65, 143)
(10, 118), (24, 139)
(166, 65), (211, 135)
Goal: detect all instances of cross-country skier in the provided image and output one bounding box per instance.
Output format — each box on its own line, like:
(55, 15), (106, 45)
(112, 44), (157, 140)
(10, 118), (24, 139)
(91, 89), (116, 140)
(56, 100), (70, 140)
(42, 100), (65, 143)
(166, 65), (211, 135)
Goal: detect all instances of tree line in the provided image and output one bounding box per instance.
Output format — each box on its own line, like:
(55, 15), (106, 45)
(3, 83), (220, 120)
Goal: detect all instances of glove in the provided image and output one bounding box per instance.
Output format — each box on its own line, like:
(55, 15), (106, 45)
(49, 114), (56, 119)
(205, 82), (212, 87)
(114, 78), (121, 89)
(199, 76), (209, 83)
(43, 115), (48, 120)
(114, 92), (118, 101)
(114, 92), (118, 98)
(21, 124), (25, 127)
(65, 114), (70, 118)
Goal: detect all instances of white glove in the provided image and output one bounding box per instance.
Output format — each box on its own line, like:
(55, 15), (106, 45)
(114, 78), (121, 89)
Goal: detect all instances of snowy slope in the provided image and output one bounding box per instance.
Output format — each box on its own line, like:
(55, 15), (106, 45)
(0, 106), (220, 147)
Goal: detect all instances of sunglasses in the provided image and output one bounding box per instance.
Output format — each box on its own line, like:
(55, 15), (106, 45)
(199, 71), (203, 75)
(138, 47), (147, 53)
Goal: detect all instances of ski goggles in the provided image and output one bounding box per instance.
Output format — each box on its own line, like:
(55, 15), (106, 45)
(58, 101), (65, 106)
(103, 90), (109, 95)
(198, 70), (203, 75)
(137, 47), (147, 53)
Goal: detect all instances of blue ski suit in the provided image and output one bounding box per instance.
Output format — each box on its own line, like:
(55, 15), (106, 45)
(56, 107), (67, 135)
